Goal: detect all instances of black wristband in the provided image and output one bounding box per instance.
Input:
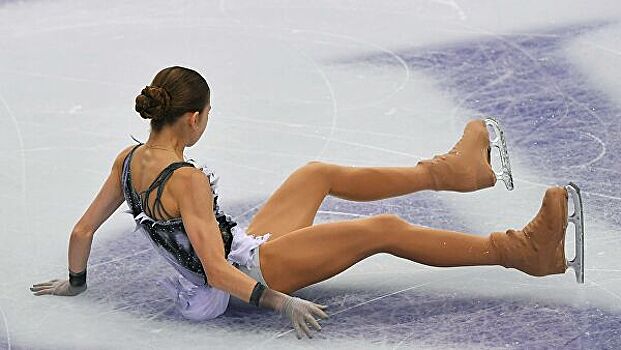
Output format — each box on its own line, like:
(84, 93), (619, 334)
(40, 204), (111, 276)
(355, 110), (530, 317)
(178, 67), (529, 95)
(249, 282), (267, 307)
(69, 268), (87, 287)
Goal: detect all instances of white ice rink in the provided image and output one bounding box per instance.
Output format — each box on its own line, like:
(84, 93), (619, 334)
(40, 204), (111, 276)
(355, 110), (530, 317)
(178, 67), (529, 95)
(1, 1), (621, 349)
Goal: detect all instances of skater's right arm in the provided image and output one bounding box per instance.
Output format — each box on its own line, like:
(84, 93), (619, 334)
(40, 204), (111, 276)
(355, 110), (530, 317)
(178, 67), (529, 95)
(175, 169), (329, 338)
(174, 168), (259, 299)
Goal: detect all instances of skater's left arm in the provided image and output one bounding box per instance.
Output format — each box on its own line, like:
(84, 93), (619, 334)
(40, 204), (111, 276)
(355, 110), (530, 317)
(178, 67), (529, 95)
(30, 147), (132, 296)
(68, 147), (131, 270)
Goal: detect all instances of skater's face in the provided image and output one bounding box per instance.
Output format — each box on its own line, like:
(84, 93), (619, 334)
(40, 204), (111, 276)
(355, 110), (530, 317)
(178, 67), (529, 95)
(187, 100), (211, 146)
(199, 102), (211, 136)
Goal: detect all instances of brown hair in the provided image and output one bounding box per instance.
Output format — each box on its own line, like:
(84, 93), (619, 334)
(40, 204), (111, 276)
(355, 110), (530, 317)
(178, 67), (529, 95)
(135, 66), (210, 132)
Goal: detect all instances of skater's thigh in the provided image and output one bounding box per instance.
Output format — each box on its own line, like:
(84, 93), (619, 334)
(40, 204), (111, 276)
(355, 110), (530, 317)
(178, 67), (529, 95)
(259, 214), (403, 293)
(246, 161), (331, 240)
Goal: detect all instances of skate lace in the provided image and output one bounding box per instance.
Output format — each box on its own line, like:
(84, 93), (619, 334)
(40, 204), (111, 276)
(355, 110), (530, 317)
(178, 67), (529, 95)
(523, 219), (536, 238)
(521, 202), (565, 253)
(427, 146), (459, 165)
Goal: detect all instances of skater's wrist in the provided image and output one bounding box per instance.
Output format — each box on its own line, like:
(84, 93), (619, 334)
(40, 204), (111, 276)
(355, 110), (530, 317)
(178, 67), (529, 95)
(249, 282), (266, 307)
(68, 267), (87, 288)
(256, 286), (288, 313)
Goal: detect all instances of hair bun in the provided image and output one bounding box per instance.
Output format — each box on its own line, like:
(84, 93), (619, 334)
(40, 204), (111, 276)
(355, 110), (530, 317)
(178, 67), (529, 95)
(135, 85), (172, 120)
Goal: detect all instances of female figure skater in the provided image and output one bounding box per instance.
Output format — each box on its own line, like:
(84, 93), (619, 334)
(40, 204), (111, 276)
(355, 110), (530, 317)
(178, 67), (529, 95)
(30, 66), (584, 340)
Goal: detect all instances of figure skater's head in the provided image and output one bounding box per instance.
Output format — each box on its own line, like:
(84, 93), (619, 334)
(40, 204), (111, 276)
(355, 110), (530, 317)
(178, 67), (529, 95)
(135, 66), (211, 146)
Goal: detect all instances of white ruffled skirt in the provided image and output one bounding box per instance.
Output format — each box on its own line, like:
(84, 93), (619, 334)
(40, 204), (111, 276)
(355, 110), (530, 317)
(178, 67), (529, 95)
(135, 221), (271, 321)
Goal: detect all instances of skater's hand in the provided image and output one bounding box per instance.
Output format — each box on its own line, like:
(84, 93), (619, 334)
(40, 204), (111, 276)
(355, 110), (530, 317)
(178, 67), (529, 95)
(257, 287), (329, 339)
(280, 296), (329, 339)
(30, 278), (86, 296)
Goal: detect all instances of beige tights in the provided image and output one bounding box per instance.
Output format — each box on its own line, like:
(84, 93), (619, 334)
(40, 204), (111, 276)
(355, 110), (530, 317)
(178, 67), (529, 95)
(260, 187), (569, 293)
(255, 120), (567, 293)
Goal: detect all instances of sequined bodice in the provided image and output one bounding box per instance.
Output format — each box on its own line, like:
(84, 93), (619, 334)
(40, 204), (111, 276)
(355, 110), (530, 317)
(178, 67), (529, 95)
(120, 141), (238, 284)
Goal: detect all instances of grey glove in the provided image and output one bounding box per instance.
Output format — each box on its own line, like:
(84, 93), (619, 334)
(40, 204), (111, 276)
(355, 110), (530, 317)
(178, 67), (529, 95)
(30, 278), (87, 296)
(259, 288), (329, 339)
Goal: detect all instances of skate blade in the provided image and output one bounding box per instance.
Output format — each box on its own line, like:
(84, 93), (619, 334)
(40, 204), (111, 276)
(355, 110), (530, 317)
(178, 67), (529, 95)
(565, 182), (585, 284)
(484, 117), (514, 191)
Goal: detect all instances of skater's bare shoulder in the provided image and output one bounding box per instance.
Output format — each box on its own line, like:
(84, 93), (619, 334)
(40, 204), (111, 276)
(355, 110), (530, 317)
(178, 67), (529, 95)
(112, 145), (140, 178)
(168, 166), (214, 198)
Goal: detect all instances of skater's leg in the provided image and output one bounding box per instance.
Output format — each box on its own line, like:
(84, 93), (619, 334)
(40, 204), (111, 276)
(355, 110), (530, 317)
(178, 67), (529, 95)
(259, 214), (498, 294)
(260, 186), (570, 294)
(323, 162), (437, 201)
(247, 161), (437, 239)
(328, 118), (514, 197)
(248, 119), (501, 239)
(329, 118), (511, 197)
(246, 161), (331, 238)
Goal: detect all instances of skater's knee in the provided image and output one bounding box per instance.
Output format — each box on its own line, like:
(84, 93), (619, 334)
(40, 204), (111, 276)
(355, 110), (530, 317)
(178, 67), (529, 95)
(301, 160), (333, 185)
(302, 160), (328, 174)
(370, 213), (408, 230)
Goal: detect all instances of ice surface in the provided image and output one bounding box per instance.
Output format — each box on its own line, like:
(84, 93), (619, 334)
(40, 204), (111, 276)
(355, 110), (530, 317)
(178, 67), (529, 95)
(1, 0), (620, 349)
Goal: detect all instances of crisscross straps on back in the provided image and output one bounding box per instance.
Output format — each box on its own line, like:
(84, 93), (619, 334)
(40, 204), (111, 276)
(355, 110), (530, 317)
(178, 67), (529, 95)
(141, 162), (195, 220)
(126, 143), (195, 221)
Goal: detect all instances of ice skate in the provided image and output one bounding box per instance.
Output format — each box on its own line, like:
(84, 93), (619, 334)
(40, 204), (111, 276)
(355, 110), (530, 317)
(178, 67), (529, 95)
(566, 182), (585, 283)
(485, 117), (514, 190)
(490, 184), (585, 283)
(417, 118), (512, 192)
